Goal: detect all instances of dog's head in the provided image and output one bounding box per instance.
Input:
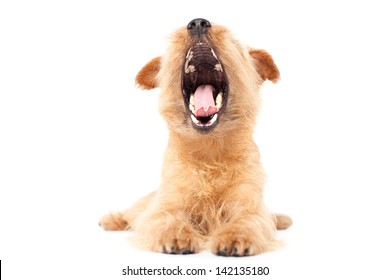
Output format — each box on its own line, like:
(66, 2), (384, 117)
(136, 19), (279, 136)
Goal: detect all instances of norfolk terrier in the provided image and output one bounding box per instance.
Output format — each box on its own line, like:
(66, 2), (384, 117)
(100, 18), (292, 256)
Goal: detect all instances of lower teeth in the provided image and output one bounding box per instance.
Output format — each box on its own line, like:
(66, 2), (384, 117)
(190, 114), (218, 127)
(188, 92), (223, 114)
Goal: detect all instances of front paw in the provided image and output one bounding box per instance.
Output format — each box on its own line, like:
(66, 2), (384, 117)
(153, 224), (201, 255)
(211, 227), (269, 257)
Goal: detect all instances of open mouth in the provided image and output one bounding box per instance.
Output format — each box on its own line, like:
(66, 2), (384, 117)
(182, 42), (228, 131)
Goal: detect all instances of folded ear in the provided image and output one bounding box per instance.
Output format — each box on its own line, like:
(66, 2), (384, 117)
(135, 56), (161, 90)
(249, 49), (280, 83)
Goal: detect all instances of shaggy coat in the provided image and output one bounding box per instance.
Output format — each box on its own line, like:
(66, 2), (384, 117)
(100, 19), (291, 256)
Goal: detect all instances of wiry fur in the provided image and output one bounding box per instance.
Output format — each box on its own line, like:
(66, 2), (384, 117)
(100, 22), (292, 256)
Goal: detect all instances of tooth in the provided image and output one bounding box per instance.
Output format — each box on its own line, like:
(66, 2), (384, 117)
(186, 49), (193, 59)
(184, 51), (194, 73)
(189, 103), (195, 114)
(185, 65), (195, 73)
(211, 48), (218, 60)
(190, 94), (194, 106)
(216, 93), (223, 109)
(215, 63), (223, 72)
(206, 114), (218, 126)
(216, 93), (222, 104)
(191, 114), (200, 125)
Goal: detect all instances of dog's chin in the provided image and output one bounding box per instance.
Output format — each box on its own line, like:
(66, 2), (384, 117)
(181, 41), (228, 133)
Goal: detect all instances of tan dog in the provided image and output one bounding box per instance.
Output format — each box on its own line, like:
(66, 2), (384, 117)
(100, 18), (292, 256)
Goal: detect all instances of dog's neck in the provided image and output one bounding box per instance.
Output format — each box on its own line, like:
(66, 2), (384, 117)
(168, 129), (256, 165)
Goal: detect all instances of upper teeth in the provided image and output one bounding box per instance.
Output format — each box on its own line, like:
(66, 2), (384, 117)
(211, 48), (218, 60)
(184, 50), (194, 73)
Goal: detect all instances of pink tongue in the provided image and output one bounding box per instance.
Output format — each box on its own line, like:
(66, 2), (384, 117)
(194, 85), (219, 117)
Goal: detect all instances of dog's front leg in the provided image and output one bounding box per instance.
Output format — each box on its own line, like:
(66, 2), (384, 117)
(133, 197), (203, 254)
(211, 210), (277, 256)
(210, 188), (278, 256)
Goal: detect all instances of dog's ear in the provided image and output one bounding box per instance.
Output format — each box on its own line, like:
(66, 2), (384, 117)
(249, 49), (280, 83)
(135, 56), (161, 90)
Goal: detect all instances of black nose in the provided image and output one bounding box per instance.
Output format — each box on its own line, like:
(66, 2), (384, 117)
(187, 18), (211, 36)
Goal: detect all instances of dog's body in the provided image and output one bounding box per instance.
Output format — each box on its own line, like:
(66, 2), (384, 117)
(100, 19), (292, 256)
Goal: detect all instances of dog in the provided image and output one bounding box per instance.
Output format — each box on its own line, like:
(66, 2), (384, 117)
(100, 18), (292, 256)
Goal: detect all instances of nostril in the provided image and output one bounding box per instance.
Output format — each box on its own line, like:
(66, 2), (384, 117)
(200, 19), (211, 28)
(188, 21), (196, 30)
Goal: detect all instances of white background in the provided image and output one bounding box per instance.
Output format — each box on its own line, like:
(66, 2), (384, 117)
(1, 0), (389, 279)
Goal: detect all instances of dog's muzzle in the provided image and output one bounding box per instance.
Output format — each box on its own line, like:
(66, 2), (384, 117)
(182, 41), (228, 132)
